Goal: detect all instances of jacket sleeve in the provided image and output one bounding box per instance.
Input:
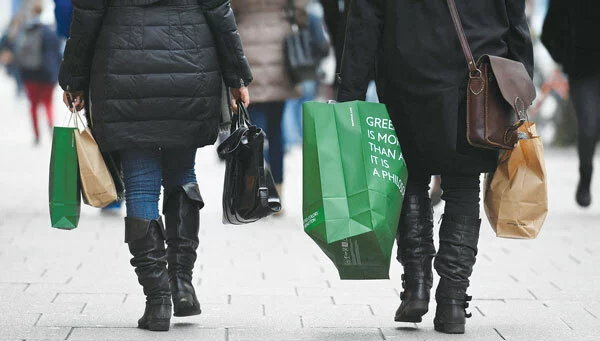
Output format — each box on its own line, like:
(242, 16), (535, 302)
(505, 0), (534, 79)
(336, 0), (385, 102)
(201, 0), (253, 88)
(58, 0), (106, 92)
(541, 0), (570, 67)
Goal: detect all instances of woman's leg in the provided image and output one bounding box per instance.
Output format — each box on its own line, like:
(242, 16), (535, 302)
(433, 173), (481, 334)
(162, 148), (203, 316)
(24, 81), (40, 142)
(394, 168), (436, 322)
(40, 83), (54, 129)
(249, 102), (285, 184)
(570, 76), (600, 207)
(120, 148), (171, 331)
(249, 104), (269, 162)
(264, 102), (285, 185)
(121, 149), (162, 219)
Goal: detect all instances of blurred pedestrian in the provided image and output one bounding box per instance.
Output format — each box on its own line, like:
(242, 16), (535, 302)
(53, 0), (72, 54)
(16, 3), (60, 145)
(53, 0), (72, 40)
(11, 0), (22, 16)
(60, 0), (252, 332)
(233, 0), (309, 208)
(542, 0), (600, 207)
(0, 15), (25, 97)
(338, 0), (533, 334)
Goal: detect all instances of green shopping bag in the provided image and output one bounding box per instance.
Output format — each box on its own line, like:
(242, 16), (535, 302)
(49, 126), (81, 229)
(302, 101), (408, 279)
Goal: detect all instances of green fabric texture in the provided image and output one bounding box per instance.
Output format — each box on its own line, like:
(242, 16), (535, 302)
(49, 127), (81, 229)
(302, 101), (408, 279)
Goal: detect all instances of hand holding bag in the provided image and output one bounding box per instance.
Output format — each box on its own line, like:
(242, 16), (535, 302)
(217, 101), (281, 224)
(484, 122), (548, 238)
(447, 0), (536, 150)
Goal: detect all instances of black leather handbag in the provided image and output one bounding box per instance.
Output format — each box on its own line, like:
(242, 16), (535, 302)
(217, 101), (281, 224)
(283, 0), (317, 84)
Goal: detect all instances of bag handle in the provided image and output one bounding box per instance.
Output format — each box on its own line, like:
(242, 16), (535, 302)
(229, 96), (251, 134)
(446, 0), (480, 75)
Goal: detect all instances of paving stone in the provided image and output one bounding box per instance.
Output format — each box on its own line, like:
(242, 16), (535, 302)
(0, 326), (72, 340)
(228, 327), (384, 341)
(67, 326), (225, 341)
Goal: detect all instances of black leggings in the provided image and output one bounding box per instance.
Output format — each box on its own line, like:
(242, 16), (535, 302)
(406, 171), (481, 217)
(570, 75), (600, 176)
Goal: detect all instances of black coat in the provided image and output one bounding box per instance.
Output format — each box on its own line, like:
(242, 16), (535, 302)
(59, 0), (253, 152)
(337, 0), (533, 175)
(542, 0), (600, 78)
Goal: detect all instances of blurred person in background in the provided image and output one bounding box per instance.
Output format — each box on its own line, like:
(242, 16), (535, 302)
(11, 0), (22, 16)
(60, 0), (251, 332)
(16, 2), (60, 145)
(53, 0), (72, 53)
(0, 15), (25, 97)
(233, 0), (309, 209)
(543, 0), (600, 207)
(282, 0), (330, 149)
(338, 0), (533, 334)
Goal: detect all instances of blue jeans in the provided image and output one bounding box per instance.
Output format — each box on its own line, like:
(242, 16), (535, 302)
(282, 81), (316, 148)
(249, 101), (285, 184)
(121, 148), (197, 220)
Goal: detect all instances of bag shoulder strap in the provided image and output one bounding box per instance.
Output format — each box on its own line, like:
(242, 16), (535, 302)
(446, 0), (478, 73)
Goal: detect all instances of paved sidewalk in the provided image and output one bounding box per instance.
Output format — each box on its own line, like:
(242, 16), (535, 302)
(1, 74), (600, 341)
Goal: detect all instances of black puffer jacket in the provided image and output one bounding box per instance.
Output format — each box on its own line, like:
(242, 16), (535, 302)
(59, 0), (253, 151)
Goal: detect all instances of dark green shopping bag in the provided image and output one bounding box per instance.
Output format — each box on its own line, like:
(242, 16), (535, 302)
(49, 127), (81, 229)
(302, 101), (408, 279)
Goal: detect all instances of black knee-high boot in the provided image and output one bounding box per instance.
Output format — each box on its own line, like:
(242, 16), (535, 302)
(433, 214), (480, 334)
(576, 144), (594, 207)
(164, 183), (203, 317)
(125, 217), (172, 331)
(394, 195), (436, 323)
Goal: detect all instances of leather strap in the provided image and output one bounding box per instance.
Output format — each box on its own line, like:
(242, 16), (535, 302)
(446, 0), (478, 73)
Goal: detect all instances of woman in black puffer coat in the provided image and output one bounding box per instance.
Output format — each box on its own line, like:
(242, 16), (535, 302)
(59, 0), (252, 331)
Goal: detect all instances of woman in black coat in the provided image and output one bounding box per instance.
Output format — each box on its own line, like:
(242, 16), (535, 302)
(338, 0), (533, 334)
(59, 0), (252, 331)
(543, 0), (600, 207)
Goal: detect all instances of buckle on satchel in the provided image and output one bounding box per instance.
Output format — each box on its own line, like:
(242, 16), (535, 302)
(469, 68), (485, 95)
(514, 97), (527, 122)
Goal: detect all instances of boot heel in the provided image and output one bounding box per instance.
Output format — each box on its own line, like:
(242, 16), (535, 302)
(173, 295), (202, 317)
(395, 300), (429, 322)
(146, 319), (170, 331)
(434, 322), (465, 334)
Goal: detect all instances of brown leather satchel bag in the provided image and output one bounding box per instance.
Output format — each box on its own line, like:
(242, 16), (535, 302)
(447, 0), (536, 150)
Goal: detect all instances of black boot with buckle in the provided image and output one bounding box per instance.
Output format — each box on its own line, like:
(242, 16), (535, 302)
(394, 195), (436, 323)
(164, 183), (204, 317)
(125, 217), (172, 331)
(433, 214), (480, 334)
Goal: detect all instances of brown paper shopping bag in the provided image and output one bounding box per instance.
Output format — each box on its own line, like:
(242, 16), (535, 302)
(484, 122), (548, 239)
(74, 125), (118, 208)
